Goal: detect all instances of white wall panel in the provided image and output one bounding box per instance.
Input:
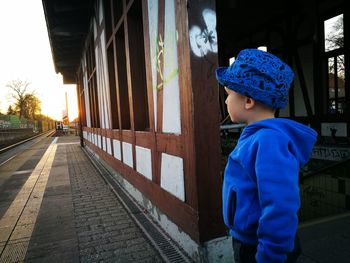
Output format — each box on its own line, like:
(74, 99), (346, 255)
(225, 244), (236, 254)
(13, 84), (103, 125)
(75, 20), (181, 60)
(162, 0), (181, 134)
(102, 136), (106, 151)
(106, 138), (112, 155)
(122, 142), (133, 168)
(98, 0), (103, 24)
(83, 53), (91, 128)
(147, 0), (158, 130)
(95, 44), (104, 129)
(113, 139), (121, 160)
(100, 31), (111, 129)
(136, 146), (152, 180)
(94, 26), (110, 129)
(93, 18), (97, 40)
(97, 135), (101, 148)
(160, 153), (185, 201)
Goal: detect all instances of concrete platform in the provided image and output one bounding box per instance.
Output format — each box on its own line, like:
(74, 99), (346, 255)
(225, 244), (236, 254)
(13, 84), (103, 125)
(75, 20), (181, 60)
(0, 136), (163, 262)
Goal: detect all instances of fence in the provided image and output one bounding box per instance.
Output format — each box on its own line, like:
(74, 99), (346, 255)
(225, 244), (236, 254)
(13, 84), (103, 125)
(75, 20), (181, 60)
(299, 158), (350, 221)
(221, 134), (350, 223)
(0, 115), (55, 149)
(0, 115), (37, 130)
(0, 115), (54, 132)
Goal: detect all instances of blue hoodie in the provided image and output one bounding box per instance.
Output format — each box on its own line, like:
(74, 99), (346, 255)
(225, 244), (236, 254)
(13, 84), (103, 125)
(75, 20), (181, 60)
(222, 118), (317, 263)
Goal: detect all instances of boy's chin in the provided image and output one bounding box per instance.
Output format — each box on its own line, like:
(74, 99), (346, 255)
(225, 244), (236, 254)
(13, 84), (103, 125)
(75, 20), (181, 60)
(230, 117), (246, 124)
(230, 117), (239, 123)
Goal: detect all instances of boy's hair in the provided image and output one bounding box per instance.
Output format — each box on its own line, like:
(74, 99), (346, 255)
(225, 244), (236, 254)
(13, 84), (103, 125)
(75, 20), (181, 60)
(216, 49), (294, 109)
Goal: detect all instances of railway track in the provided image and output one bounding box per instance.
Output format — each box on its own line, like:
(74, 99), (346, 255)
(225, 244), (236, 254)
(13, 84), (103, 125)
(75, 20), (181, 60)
(0, 130), (55, 167)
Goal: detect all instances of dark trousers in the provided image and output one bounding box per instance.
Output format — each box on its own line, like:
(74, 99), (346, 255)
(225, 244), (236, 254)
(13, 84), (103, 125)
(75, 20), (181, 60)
(232, 235), (301, 263)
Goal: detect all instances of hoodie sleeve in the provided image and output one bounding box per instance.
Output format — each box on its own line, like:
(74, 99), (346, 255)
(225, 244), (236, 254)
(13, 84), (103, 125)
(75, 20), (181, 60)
(254, 129), (300, 263)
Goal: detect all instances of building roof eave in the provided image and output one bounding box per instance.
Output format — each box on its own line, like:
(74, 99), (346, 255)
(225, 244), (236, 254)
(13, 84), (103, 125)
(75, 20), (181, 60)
(41, 0), (94, 84)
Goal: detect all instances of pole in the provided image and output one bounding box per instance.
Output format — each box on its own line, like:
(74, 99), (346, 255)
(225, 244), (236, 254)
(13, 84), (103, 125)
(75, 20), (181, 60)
(65, 91), (69, 123)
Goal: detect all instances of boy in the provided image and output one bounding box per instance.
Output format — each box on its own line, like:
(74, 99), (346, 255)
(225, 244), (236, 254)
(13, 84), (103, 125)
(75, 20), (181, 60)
(216, 49), (317, 263)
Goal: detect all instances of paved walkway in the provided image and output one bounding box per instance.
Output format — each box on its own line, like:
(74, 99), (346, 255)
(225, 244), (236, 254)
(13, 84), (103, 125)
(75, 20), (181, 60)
(298, 212), (350, 263)
(0, 136), (162, 262)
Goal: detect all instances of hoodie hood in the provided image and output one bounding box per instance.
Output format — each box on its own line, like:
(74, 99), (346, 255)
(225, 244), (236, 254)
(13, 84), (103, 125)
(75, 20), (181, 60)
(241, 118), (318, 166)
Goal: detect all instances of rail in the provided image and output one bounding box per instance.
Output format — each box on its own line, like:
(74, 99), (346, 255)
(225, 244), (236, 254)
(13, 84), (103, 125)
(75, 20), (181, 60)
(300, 158), (350, 181)
(220, 123), (246, 130)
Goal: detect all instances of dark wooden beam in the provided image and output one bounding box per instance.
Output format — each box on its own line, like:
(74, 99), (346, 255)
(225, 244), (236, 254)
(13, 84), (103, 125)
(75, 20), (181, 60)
(186, 0), (226, 243)
(294, 49), (314, 117)
(154, 0), (165, 186)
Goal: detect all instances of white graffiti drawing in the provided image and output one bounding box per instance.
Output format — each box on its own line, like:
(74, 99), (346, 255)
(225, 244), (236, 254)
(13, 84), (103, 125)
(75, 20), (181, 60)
(189, 9), (217, 57)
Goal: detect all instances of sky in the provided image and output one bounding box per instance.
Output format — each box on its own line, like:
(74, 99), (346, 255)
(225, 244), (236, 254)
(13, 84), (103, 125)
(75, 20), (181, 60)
(0, 0), (78, 121)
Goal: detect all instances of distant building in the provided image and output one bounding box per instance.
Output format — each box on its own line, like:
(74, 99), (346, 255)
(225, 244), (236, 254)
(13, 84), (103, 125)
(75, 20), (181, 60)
(43, 0), (348, 261)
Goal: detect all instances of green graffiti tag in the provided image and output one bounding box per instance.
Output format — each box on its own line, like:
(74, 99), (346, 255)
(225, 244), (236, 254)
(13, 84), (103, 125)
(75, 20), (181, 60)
(155, 33), (179, 91)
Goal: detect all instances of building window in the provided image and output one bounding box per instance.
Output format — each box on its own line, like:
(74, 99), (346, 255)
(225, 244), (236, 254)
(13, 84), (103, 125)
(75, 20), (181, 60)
(324, 14), (345, 115)
(113, 0), (123, 27)
(325, 14), (344, 52)
(127, 0), (149, 131)
(86, 34), (100, 128)
(107, 44), (119, 129)
(103, 0), (112, 40)
(116, 24), (131, 129)
(104, 0), (149, 131)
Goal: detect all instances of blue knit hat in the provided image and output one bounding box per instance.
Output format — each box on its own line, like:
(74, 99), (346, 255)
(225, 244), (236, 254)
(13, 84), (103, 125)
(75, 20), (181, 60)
(216, 49), (294, 109)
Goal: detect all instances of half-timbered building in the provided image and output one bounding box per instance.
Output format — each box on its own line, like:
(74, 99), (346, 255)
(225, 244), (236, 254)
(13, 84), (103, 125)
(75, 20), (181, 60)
(43, 0), (348, 261)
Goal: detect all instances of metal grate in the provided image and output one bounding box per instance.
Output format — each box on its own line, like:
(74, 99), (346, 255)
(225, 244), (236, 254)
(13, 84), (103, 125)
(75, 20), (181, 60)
(83, 148), (193, 263)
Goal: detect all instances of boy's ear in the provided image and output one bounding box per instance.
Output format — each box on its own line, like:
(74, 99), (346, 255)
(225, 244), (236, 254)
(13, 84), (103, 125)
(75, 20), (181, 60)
(244, 97), (255, 110)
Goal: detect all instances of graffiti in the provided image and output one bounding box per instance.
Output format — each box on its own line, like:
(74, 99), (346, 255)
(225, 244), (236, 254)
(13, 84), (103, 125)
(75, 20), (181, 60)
(156, 34), (164, 90)
(0, 120), (11, 129)
(155, 34), (179, 91)
(321, 122), (347, 137)
(312, 146), (350, 161)
(189, 9), (217, 57)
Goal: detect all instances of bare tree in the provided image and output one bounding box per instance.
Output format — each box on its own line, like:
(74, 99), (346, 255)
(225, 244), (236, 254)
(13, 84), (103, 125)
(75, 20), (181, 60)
(325, 17), (344, 51)
(6, 80), (41, 119)
(326, 16), (344, 75)
(6, 80), (31, 118)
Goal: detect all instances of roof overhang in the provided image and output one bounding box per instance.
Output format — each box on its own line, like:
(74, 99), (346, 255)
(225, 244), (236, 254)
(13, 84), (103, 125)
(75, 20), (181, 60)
(216, 0), (344, 57)
(42, 0), (93, 84)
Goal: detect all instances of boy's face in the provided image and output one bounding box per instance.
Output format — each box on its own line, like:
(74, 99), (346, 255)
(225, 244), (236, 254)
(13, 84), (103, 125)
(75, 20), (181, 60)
(224, 87), (246, 123)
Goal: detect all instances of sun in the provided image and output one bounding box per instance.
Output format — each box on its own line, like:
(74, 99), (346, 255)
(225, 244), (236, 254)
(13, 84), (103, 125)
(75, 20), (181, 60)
(40, 84), (79, 121)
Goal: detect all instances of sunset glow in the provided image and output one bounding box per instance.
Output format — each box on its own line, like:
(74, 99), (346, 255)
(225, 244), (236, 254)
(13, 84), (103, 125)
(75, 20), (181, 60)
(0, 0), (79, 121)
